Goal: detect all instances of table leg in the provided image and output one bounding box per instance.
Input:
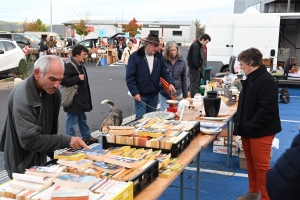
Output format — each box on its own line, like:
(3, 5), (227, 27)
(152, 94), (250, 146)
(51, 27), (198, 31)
(227, 119), (233, 167)
(180, 170), (184, 200)
(196, 152), (200, 200)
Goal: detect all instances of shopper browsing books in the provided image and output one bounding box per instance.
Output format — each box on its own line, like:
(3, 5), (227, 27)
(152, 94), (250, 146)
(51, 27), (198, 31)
(0, 55), (89, 179)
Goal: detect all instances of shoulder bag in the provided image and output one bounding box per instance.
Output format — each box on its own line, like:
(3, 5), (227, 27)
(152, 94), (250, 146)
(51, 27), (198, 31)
(60, 62), (80, 107)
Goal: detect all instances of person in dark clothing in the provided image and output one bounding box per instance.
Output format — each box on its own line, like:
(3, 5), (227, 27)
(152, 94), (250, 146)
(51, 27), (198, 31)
(159, 41), (188, 111)
(60, 45), (98, 144)
(126, 34), (176, 118)
(234, 48), (281, 200)
(0, 55), (89, 179)
(186, 34), (211, 98)
(39, 36), (48, 58)
(266, 131), (300, 200)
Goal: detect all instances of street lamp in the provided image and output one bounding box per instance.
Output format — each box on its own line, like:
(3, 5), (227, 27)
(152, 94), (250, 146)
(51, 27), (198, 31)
(50, 0), (52, 32)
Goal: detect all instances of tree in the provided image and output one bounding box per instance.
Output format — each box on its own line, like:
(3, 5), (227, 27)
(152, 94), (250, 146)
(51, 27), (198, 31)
(23, 19), (47, 32)
(72, 19), (91, 41)
(195, 19), (205, 38)
(122, 18), (142, 37)
(71, 10), (91, 41)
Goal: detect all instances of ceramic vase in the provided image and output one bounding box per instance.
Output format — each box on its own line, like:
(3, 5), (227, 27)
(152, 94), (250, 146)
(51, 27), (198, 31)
(203, 91), (221, 117)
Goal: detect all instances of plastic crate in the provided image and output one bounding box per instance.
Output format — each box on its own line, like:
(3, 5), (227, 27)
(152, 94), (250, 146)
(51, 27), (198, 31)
(128, 160), (158, 196)
(111, 181), (134, 200)
(102, 131), (190, 158)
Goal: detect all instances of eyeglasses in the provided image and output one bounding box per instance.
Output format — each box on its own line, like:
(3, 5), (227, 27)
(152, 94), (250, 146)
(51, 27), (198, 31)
(81, 54), (88, 58)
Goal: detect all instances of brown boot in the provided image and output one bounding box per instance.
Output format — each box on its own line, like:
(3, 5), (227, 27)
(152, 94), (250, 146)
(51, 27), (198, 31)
(237, 192), (260, 200)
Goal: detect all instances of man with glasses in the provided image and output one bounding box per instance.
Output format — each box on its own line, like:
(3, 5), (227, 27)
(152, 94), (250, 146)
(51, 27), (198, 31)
(61, 45), (98, 144)
(126, 33), (176, 118)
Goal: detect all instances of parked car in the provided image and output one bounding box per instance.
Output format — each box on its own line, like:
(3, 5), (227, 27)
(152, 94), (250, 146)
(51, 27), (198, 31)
(69, 33), (125, 59)
(61, 37), (79, 47)
(0, 33), (39, 60)
(0, 38), (26, 75)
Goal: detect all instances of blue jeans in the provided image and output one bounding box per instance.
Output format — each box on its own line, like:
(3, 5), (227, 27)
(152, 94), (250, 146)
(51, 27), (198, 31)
(66, 112), (91, 139)
(159, 93), (183, 111)
(135, 95), (158, 118)
(159, 93), (169, 111)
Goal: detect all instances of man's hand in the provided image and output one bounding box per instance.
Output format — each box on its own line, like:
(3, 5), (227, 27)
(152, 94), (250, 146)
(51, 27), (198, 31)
(79, 74), (85, 81)
(134, 94), (141, 102)
(169, 84), (176, 93)
(70, 137), (89, 149)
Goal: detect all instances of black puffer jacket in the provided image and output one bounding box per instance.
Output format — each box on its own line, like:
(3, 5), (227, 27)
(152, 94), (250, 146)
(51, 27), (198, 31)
(61, 58), (92, 113)
(233, 65), (281, 138)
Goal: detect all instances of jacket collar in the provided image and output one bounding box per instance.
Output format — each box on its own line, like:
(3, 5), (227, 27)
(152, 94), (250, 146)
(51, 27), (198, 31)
(196, 40), (202, 47)
(246, 65), (267, 82)
(26, 74), (42, 107)
(137, 46), (162, 58)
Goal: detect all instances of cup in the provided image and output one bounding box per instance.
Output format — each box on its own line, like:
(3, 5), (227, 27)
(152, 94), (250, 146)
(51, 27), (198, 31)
(199, 86), (205, 95)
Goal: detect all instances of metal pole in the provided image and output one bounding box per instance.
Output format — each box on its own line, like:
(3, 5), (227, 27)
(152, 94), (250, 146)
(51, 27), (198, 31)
(50, 0), (53, 32)
(287, 0), (291, 13)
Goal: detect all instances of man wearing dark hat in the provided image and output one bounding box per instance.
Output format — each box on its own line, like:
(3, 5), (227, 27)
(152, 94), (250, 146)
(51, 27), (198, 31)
(126, 33), (176, 118)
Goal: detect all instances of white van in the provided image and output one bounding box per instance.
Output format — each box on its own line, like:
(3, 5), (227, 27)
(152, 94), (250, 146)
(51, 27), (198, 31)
(205, 12), (300, 75)
(24, 31), (64, 47)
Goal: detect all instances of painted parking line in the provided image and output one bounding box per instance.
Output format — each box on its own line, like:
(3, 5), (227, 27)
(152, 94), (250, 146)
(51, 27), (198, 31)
(281, 120), (300, 123)
(185, 166), (248, 178)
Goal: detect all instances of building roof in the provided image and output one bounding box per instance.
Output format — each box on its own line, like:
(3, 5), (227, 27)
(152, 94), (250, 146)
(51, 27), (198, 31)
(62, 20), (193, 26)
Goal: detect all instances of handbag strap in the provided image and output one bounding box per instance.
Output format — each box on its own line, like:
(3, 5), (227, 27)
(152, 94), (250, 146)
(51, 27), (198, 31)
(69, 62), (81, 75)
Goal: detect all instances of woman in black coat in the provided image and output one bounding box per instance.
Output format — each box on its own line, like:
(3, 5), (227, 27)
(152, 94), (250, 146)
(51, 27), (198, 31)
(234, 48), (281, 200)
(60, 45), (98, 144)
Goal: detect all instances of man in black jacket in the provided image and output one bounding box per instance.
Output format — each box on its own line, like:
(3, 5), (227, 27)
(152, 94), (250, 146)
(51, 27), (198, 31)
(186, 34), (211, 98)
(61, 45), (98, 144)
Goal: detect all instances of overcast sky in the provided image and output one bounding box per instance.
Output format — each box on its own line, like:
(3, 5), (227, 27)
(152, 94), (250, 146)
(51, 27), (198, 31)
(0, 0), (235, 25)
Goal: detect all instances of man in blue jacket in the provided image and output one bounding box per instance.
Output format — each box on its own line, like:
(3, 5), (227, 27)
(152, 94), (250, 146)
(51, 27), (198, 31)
(126, 34), (176, 118)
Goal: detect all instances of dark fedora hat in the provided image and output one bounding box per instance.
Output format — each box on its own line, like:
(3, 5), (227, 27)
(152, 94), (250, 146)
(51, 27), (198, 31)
(144, 33), (160, 44)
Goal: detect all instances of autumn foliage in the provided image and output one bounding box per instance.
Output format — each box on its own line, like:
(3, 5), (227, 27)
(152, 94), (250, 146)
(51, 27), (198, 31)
(72, 19), (91, 38)
(122, 18), (142, 37)
(23, 19), (47, 32)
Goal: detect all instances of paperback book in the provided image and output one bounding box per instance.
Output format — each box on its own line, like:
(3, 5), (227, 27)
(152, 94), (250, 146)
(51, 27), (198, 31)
(54, 174), (96, 189)
(54, 151), (87, 161)
(57, 159), (93, 170)
(25, 165), (65, 177)
(92, 161), (125, 174)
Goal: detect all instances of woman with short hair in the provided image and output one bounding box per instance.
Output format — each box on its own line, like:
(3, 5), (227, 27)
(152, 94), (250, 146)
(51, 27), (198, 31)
(234, 47), (281, 200)
(159, 41), (188, 111)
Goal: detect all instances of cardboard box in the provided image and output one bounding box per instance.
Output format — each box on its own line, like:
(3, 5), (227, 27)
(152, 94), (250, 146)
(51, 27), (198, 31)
(212, 145), (238, 156)
(238, 148), (273, 170)
(239, 157), (247, 169)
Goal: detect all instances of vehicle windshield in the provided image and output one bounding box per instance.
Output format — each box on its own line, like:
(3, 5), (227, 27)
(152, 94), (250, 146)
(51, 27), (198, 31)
(23, 33), (40, 44)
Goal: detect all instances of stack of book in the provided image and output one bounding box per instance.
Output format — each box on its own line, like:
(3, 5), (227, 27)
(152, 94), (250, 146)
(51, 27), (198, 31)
(25, 165), (66, 177)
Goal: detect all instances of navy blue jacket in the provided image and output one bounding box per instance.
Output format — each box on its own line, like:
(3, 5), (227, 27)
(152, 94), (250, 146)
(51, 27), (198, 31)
(159, 55), (188, 99)
(267, 133), (300, 200)
(126, 46), (175, 98)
